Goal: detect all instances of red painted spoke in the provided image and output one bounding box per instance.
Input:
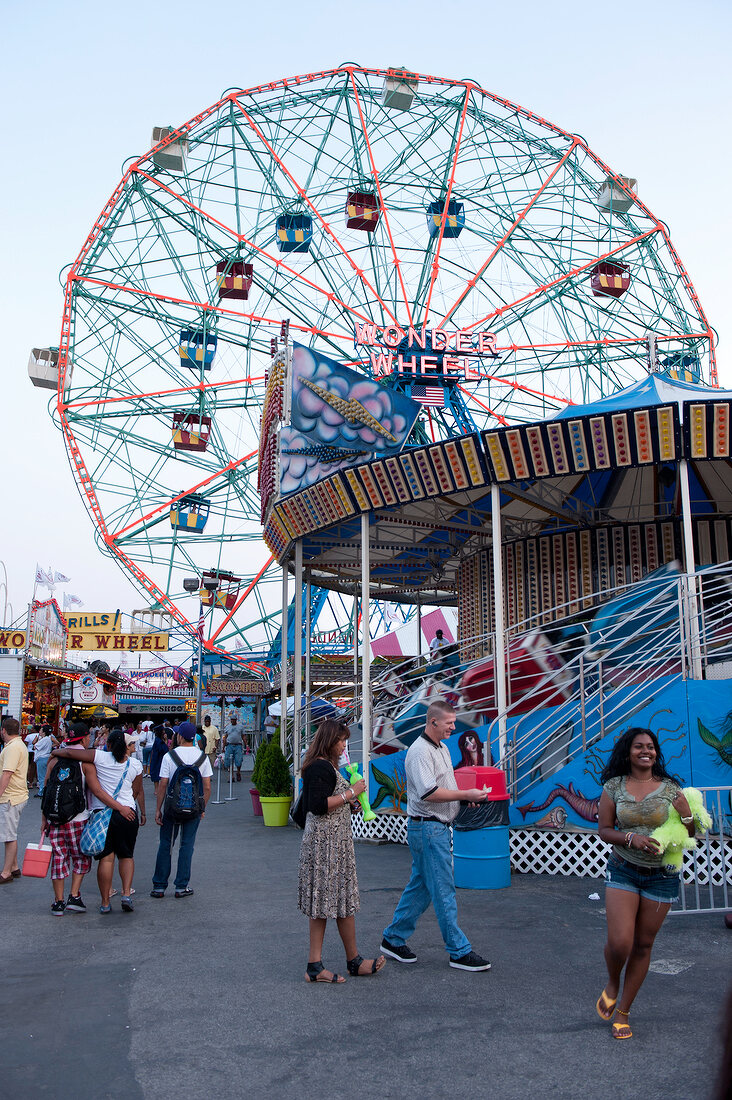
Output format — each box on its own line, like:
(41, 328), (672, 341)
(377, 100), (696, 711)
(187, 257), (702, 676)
(136, 170), (382, 330)
(436, 138), (580, 328)
(63, 375), (266, 412)
(456, 386), (509, 426)
(422, 85), (472, 323)
(109, 451), (257, 541)
(209, 556), (275, 643)
(231, 92), (401, 327)
(463, 229), (660, 333)
(348, 72), (413, 325)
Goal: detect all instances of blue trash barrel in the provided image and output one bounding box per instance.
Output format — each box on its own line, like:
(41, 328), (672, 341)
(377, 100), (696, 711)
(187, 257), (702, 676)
(453, 825), (510, 889)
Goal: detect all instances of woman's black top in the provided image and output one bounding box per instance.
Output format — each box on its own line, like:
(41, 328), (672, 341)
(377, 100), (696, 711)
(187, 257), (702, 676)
(301, 759), (337, 816)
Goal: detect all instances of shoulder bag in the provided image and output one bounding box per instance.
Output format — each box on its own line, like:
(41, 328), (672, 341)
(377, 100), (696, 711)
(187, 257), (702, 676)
(80, 760), (131, 856)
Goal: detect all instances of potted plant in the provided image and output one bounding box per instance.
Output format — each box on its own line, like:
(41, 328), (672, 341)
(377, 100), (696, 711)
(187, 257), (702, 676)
(249, 740), (269, 816)
(257, 739), (293, 826)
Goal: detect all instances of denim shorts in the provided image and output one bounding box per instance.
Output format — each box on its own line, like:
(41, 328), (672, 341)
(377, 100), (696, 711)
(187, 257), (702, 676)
(605, 852), (679, 904)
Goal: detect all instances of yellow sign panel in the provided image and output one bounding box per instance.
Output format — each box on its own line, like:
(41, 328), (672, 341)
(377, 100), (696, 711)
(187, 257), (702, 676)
(0, 630), (26, 649)
(65, 612), (122, 634)
(67, 632), (169, 652)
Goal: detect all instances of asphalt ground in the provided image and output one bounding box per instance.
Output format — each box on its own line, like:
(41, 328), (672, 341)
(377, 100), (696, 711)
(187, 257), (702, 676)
(3, 765), (730, 1100)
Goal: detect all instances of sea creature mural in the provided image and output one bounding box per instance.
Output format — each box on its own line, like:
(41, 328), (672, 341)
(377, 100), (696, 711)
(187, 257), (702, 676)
(517, 782), (600, 823)
(697, 717), (732, 770)
(534, 806), (568, 829)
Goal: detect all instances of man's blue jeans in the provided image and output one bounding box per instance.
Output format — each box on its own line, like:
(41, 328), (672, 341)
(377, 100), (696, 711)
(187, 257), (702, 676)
(383, 820), (470, 957)
(152, 815), (201, 891)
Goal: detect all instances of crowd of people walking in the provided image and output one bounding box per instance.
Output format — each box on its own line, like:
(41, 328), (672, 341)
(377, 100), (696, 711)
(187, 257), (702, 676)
(0, 713), (215, 910)
(1, 705), (724, 1057)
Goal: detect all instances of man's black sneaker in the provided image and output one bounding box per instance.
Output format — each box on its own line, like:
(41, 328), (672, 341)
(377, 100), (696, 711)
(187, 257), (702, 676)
(175, 887), (194, 899)
(380, 938), (417, 963)
(65, 895), (86, 913)
(51, 899), (66, 916)
(449, 950), (491, 972)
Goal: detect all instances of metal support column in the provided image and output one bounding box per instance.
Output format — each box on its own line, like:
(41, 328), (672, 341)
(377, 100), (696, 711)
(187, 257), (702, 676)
(679, 458), (703, 679)
(280, 561), (289, 752)
(490, 482), (508, 767)
(304, 568), (312, 764)
(293, 541), (303, 773)
(360, 513), (371, 802)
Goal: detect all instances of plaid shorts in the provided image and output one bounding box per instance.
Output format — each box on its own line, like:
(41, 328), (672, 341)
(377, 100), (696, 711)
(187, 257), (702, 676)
(48, 819), (92, 879)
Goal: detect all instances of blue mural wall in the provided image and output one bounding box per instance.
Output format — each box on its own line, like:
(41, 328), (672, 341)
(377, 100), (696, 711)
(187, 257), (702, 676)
(368, 679), (732, 827)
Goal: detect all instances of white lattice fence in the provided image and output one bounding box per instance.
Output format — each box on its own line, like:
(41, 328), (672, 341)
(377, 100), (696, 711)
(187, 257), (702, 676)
(509, 829), (609, 878)
(353, 818), (732, 890)
(352, 813), (408, 844)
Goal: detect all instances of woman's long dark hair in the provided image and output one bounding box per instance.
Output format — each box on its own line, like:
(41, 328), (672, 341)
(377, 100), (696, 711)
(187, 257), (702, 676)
(302, 719), (349, 770)
(106, 729), (128, 763)
(600, 727), (677, 784)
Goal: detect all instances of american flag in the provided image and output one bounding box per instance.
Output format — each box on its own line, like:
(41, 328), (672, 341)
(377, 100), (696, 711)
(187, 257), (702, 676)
(197, 602), (205, 644)
(412, 384), (445, 407)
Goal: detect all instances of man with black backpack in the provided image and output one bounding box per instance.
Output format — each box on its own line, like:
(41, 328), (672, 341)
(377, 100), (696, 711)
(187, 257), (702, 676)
(150, 721), (212, 899)
(42, 722), (131, 915)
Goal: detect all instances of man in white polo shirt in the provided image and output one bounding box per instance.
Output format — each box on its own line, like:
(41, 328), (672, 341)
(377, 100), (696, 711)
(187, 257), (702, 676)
(381, 699), (492, 972)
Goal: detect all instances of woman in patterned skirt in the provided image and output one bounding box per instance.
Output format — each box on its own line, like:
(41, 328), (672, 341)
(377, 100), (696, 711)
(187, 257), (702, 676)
(298, 719), (385, 983)
(597, 727), (695, 1039)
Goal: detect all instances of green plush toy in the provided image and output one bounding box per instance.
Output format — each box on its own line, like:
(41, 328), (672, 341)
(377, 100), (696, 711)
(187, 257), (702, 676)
(650, 787), (712, 872)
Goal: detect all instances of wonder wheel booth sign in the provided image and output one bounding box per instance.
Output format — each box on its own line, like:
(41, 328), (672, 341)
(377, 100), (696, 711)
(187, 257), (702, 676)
(29, 599), (67, 665)
(23, 599), (70, 728)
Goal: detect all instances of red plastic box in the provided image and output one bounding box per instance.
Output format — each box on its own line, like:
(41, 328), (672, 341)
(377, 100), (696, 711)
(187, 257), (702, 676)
(454, 766), (509, 800)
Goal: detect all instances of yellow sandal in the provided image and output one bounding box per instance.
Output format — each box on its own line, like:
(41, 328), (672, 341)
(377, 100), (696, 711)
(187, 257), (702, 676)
(596, 989), (617, 1021)
(612, 1009), (632, 1040)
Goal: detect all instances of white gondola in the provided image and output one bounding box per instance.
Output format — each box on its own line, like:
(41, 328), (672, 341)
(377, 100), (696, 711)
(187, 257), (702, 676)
(151, 126), (188, 173)
(28, 347), (59, 390)
(382, 68), (418, 111)
(597, 174), (637, 213)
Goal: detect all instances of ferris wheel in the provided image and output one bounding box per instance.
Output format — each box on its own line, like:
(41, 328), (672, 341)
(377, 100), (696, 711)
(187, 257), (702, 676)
(44, 65), (715, 655)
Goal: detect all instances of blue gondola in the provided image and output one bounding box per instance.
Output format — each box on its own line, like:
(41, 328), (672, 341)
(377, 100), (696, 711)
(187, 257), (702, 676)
(276, 214), (313, 254)
(427, 199), (465, 239)
(179, 329), (217, 369)
(170, 493), (210, 532)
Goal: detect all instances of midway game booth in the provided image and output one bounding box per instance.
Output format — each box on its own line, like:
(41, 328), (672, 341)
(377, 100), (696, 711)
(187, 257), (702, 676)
(259, 330), (732, 898)
(0, 600), (118, 729)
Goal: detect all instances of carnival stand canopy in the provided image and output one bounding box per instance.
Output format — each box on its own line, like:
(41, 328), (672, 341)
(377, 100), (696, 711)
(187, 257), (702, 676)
(264, 373), (732, 612)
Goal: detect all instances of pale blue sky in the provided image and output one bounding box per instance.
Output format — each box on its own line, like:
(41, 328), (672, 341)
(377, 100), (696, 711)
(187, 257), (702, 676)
(1, 0), (730, 629)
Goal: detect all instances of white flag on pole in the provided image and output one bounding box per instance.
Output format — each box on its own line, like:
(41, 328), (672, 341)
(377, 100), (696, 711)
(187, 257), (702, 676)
(54, 571), (71, 584)
(63, 594), (84, 609)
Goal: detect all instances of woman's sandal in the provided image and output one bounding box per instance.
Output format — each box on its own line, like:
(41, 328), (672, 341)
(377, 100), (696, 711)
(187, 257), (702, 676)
(596, 988), (617, 1021)
(612, 1009), (632, 1040)
(346, 954), (386, 977)
(305, 960), (345, 984)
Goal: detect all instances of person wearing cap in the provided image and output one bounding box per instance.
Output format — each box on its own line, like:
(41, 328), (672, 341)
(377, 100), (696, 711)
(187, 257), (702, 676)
(151, 720), (212, 899)
(52, 729), (145, 913)
(429, 629), (449, 663)
(222, 714), (244, 781)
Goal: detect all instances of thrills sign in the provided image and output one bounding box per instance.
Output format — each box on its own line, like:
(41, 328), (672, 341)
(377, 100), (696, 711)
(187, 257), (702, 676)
(67, 633), (169, 652)
(65, 612), (121, 633)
